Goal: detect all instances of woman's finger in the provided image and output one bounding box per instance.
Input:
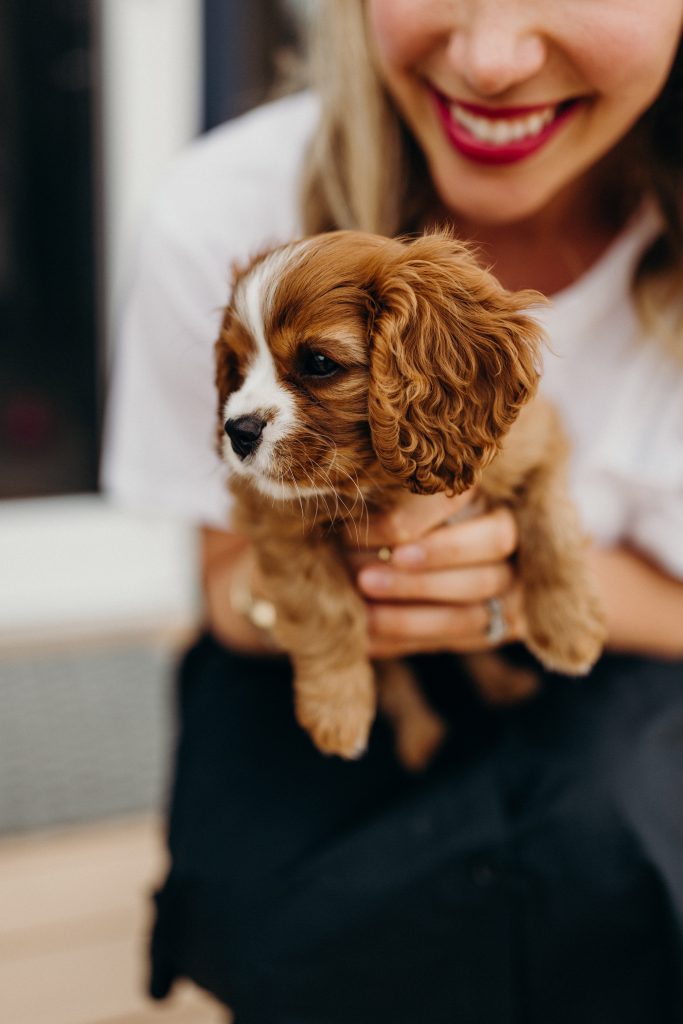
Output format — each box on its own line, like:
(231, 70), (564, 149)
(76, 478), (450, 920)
(341, 488), (475, 549)
(389, 506), (518, 570)
(366, 585), (526, 656)
(357, 560), (514, 603)
(367, 598), (487, 643)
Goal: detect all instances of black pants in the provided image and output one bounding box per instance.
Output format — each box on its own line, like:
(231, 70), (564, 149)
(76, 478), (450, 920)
(150, 634), (683, 1023)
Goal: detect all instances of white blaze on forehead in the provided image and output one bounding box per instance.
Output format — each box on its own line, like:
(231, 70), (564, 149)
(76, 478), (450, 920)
(226, 242), (306, 425)
(223, 240), (312, 476)
(234, 239), (311, 353)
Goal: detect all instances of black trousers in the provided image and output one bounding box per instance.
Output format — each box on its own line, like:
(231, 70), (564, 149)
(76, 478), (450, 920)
(150, 634), (683, 1023)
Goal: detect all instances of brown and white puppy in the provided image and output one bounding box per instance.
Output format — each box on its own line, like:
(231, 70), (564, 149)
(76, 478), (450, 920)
(215, 230), (606, 768)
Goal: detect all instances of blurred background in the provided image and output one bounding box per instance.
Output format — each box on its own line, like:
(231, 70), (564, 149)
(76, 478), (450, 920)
(1, 1), (308, 1020)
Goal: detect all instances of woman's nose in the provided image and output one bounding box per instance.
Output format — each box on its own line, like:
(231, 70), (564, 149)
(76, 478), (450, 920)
(446, 4), (547, 98)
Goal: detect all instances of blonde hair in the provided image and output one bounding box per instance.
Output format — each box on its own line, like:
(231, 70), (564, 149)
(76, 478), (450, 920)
(299, 1), (428, 235)
(299, 1), (683, 350)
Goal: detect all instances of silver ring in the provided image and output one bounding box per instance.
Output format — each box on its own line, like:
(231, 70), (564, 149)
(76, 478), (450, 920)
(485, 596), (508, 645)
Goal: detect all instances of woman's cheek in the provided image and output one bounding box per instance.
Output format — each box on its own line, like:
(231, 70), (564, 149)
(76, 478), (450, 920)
(366, 0), (435, 70)
(563, 7), (683, 112)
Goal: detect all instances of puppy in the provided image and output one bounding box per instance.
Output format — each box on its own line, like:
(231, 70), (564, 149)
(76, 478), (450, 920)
(214, 230), (606, 768)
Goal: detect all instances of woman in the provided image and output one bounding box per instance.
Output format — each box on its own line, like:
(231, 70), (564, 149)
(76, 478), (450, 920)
(104, 2), (683, 1021)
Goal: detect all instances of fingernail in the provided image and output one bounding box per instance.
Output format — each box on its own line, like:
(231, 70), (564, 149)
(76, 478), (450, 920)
(358, 568), (392, 592)
(392, 544), (426, 567)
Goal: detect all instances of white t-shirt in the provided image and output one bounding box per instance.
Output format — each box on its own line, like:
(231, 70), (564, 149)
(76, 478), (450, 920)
(102, 91), (683, 579)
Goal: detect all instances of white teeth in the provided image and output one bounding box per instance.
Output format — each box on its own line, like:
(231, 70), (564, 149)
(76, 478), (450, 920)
(527, 112), (546, 135)
(450, 103), (556, 145)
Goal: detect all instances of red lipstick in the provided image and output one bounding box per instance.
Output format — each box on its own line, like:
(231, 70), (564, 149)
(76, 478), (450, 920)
(431, 89), (582, 166)
(453, 98), (563, 119)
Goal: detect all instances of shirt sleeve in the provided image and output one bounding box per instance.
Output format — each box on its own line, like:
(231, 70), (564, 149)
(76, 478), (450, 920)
(101, 95), (315, 527)
(627, 377), (683, 580)
(101, 208), (234, 528)
(587, 341), (683, 581)
(629, 484), (683, 580)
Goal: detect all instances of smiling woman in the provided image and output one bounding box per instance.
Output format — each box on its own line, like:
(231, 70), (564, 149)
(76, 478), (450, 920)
(103, 1), (683, 1021)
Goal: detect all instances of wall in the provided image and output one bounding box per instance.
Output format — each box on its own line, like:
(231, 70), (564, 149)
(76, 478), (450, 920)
(1, 0), (204, 650)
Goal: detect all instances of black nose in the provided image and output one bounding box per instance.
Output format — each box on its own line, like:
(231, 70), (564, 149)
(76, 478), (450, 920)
(224, 415), (266, 459)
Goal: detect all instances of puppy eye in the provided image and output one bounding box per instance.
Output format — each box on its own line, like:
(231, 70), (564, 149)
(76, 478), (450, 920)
(299, 349), (342, 379)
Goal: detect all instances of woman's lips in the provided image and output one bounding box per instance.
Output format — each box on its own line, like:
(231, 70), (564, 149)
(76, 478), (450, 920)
(431, 89), (583, 165)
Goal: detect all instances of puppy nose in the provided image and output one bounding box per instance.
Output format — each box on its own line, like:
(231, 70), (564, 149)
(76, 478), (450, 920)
(224, 415), (266, 459)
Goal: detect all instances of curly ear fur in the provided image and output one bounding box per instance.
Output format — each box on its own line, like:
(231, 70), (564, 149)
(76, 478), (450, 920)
(368, 232), (545, 494)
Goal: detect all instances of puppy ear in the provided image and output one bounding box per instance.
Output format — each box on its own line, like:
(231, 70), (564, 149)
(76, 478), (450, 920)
(368, 232), (545, 494)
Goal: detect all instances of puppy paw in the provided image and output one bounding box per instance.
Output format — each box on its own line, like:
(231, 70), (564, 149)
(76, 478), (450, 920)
(525, 583), (607, 676)
(295, 666), (376, 760)
(299, 701), (375, 759)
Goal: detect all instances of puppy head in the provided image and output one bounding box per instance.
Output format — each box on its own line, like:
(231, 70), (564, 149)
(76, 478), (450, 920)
(215, 235), (383, 503)
(215, 231), (544, 503)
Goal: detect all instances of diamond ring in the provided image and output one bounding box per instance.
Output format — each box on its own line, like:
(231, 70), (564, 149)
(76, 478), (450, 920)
(485, 596), (508, 645)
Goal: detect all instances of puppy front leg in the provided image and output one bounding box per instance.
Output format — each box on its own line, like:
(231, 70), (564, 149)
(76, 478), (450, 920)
(514, 461), (607, 676)
(260, 539), (377, 760)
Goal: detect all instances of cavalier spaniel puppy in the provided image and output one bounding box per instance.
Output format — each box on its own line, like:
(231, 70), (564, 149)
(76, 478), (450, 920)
(214, 231), (606, 768)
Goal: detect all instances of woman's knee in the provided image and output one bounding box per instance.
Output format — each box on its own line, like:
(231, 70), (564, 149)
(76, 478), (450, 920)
(515, 654), (683, 863)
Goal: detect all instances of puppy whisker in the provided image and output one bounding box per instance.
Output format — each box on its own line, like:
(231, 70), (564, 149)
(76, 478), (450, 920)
(323, 443), (370, 547)
(300, 464), (325, 529)
(280, 456), (308, 527)
(319, 446), (351, 533)
(344, 468), (371, 549)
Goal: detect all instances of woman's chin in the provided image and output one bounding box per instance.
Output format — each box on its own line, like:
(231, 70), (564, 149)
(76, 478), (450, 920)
(427, 150), (581, 229)
(435, 179), (561, 229)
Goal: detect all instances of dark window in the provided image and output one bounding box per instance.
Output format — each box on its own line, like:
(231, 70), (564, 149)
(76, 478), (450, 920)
(0, 0), (100, 499)
(203, 0), (301, 130)
(0, 1), (302, 500)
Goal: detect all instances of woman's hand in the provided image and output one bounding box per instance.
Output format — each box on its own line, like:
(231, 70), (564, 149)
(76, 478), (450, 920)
(344, 491), (526, 659)
(201, 527), (281, 656)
